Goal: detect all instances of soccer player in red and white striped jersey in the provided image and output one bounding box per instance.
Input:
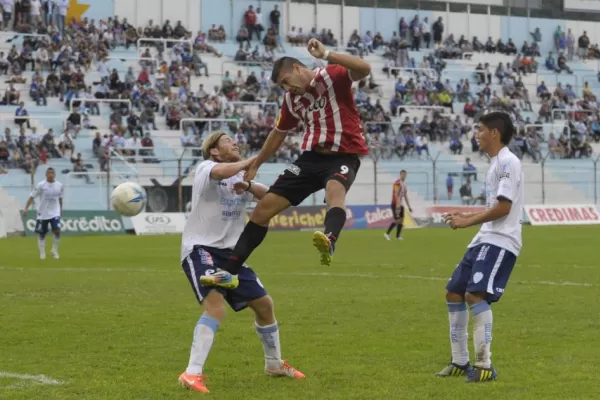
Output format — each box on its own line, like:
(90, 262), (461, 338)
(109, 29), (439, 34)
(385, 170), (412, 241)
(211, 39), (370, 281)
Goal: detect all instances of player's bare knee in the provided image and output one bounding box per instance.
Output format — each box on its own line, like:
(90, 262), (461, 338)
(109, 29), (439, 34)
(248, 295), (275, 324)
(465, 291), (486, 305)
(446, 291), (465, 303)
(325, 180), (347, 208)
(203, 291), (226, 322)
(251, 194), (290, 226)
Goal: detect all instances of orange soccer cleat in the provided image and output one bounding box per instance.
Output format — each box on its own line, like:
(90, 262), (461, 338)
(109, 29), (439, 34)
(179, 372), (209, 393)
(265, 360), (306, 380)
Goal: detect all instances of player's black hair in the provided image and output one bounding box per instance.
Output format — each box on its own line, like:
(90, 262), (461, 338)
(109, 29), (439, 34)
(46, 167), (55, 173)
(271, 57), (306, 83)
(478, 110), (515, 145)
(400, 170), (407, 174)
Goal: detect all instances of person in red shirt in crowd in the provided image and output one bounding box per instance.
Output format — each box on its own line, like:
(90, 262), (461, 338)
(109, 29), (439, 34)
(244, 5), (258, 41)
(202, 39), (371, 291)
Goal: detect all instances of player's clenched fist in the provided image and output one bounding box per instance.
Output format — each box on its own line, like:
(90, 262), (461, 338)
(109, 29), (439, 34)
(307, 38), (327, 59)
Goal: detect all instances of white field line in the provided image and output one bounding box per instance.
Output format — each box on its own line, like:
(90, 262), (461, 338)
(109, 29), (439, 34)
(0, 265), (595, 288)
(0, 372), (63, 390)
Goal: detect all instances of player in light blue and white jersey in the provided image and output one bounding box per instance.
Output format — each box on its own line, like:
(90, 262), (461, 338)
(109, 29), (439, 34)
(436, 111), (523, 382)
(23, 167), (64, 260)
(178, 131), (305, 393)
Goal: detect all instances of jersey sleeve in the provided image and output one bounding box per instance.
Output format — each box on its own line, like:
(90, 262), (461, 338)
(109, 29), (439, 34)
(59, 184), (64, 199)
(326, 64), (353, 85)
(274, 94), (301, 132)
(30, 182), (42, 198)
(496, 159), (521, 203)
(194, 160), (218, 191)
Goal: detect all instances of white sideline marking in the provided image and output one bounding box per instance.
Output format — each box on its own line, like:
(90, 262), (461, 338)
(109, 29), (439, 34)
(277, 272), (595, 287)
(0, 372), (63, 390)
(0, 265), (595, 288)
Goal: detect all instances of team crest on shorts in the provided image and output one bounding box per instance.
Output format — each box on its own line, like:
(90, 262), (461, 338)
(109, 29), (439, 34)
(285, 165), (301, 176)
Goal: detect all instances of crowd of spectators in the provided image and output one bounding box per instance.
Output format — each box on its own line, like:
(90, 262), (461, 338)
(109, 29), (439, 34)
(2, 4), (600, 178)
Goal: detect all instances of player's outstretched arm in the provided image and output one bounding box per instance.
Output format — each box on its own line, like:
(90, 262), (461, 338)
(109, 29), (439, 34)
(233, 181), (269, 200)
(307, 39), (371, 81)
(255, 128), (288, 167)
(210, 156), (257, 181)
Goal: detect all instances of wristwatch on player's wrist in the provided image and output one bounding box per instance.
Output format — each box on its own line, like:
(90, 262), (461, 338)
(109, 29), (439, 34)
(245, 181), (253, 192)
(323, 49), (330, 60)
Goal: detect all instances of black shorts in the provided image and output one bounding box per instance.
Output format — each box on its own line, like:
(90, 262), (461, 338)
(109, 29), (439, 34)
(391, 204), (404, 220)
(268, 151), (361, 206)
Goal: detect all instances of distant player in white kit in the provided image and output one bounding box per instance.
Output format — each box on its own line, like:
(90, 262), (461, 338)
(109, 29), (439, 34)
(23, 167), (64, 260)
(437, 111), (523, 382)
(178, 131), (305, 393)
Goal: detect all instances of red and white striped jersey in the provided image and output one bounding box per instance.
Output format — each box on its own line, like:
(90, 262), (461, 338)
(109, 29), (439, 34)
(392, 178), (407, 205)
(275, 64), (369, 155)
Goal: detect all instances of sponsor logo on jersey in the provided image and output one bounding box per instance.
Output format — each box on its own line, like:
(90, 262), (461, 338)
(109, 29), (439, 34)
(306, 97), (326, 113)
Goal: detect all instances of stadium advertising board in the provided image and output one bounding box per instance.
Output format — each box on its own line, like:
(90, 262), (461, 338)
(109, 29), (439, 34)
(251, 205), (417, 231)
(426, 205), (486, 227)
(22, 211), (125, 236)
(524, 205), (600, 226)
(131, 213), (187, 235)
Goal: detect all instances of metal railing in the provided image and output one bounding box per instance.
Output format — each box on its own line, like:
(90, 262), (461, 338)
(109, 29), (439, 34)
(220, 60), (274, 76)
(45, 148), (600, 210)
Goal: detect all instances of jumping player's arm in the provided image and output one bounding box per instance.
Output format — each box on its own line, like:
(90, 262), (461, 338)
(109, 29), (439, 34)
(210, 157), (257, 180)
(307, 38), (371, 81)
(245, 96), (300, 180)
(254, 128), (288, 167)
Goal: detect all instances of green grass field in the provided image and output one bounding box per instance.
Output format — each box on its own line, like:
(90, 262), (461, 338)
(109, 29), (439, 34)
(1, 226), (599, 399)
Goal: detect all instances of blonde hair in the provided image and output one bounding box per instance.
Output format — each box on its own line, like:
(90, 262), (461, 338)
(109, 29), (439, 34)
(201, 130), (228, 160)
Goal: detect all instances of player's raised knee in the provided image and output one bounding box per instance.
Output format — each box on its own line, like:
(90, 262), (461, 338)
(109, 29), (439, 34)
(325, 180), (347, 207)
(251, 193), (290, 226)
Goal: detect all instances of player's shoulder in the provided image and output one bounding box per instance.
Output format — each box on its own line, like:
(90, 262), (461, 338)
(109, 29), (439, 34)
(196, 160), (217, 174)
(36, 179), (47, 188)
(498, 148), (522, 170)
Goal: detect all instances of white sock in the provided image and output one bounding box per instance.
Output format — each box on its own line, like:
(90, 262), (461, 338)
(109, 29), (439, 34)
(186, 314), (219, 375)
(52, 235), (60, 252)
(447, 302), (469, 365)
(255, 321), (282, 371)
(471, 301), (493, 369)
(38, 236), (46, 254)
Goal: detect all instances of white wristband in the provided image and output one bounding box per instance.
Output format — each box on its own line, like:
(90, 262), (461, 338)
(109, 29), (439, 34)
(323, 49), (330, 60)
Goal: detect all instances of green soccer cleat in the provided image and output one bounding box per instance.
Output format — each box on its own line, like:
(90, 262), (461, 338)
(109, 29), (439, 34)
(312, 231), (334, 266)
(435, 362), (473, 377)
(199, 270), (239, 289)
